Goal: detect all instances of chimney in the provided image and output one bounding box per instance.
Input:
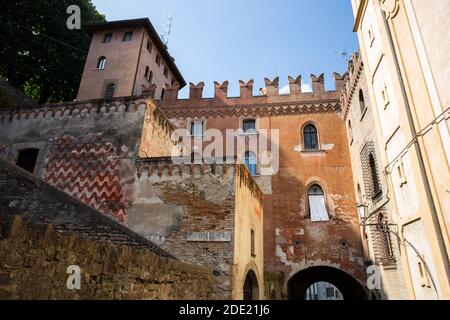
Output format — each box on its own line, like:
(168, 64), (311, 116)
(239, 80), (254, 99)
(311, 73), (325, 93)
(214, 81), (229, 100)
(288, 75), (302, 95)
(264, 77), (279, 96)
(189, 82), (205, 100)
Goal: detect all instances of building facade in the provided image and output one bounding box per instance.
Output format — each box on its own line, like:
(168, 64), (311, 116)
(341, 52), (409, 299)
(351, 0), (450, 299)
(157, 76), (367, 300)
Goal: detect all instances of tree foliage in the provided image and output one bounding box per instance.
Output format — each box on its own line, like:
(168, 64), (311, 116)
(0, 0), (105, 103)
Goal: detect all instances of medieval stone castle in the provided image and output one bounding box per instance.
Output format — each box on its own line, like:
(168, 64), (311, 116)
(0, 0), (448, 300)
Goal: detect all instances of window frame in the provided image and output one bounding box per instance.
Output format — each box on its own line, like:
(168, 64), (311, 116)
(307, 183), (329, 222)
(122, 31), (133, 42)
(190, 120), (205, 137)
(103, 33), (113, 43)
(104, 82), (116, 99)
(244, 151), (257, 176)
(303, 124), (319, 151)
(97, 56), (106, 70)
(15, 148), (40, 174)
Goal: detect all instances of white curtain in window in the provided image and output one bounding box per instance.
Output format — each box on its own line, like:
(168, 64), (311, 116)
(309, 195), (329, 221)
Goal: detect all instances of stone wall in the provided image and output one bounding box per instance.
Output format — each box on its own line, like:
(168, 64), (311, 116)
(0, 158), (213, 299)
(0, 215), (213, 300)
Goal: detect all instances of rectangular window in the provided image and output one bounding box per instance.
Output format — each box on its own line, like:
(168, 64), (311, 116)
(164, 66), (169, 77)
(16, 148), (39, 174)
(243, 119), (256, 133)
(123, 31), (133, 41)
(146, 39), (152, 53)
(103, 33), (112, 43)
(155, 54), (161, 66)
(190, 121), (204, 137)
(251, 229), (256, 257)
(309, 195), (329, 222)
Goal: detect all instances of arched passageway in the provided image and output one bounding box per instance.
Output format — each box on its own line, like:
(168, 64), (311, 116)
(287, 266), (368, 300)
(243, 270), (259, 300)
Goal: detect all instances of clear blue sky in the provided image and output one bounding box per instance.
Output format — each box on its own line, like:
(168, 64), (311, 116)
(91, 0), (358, 98)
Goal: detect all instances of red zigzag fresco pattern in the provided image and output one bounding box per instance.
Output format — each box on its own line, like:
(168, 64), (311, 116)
(44, 135), (127, 223)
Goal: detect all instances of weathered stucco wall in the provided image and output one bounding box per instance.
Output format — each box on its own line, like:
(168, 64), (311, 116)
(232, 165), (264, 299)
(128, 158), (265, 299)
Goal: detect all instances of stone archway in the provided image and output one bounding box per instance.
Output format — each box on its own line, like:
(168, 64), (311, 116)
(243, 270), (259, 300)
(287, 266), (368, 300)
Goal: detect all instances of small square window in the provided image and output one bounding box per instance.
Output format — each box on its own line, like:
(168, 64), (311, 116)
(103, 33), (112, 43)
(16, 148), (39, 174)
(123, 31), (133, 42)
(243, 119), (256, 133)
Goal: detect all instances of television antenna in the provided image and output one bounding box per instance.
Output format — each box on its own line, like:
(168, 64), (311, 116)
(161, 14), (173, 47)
(334, 50), (351, 61)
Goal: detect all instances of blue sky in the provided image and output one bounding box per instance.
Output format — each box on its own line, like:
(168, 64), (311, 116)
(91, 0), (358, 98)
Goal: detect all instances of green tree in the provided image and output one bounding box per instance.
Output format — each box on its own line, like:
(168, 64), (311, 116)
(0, 0), (105, 103)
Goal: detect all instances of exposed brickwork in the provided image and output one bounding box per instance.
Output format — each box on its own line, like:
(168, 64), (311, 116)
(130, 158), (264, 299)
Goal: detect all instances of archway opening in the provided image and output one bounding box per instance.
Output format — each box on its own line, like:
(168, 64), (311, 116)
(243, 270), (259, 300)
(305, 281), (343, 300)
(288, 266), (367, 300)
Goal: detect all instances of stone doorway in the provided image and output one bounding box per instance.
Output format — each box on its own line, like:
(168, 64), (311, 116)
(243, 270), (259, 300)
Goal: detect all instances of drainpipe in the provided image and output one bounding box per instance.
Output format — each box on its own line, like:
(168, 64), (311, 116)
(380, 9), (450, 286)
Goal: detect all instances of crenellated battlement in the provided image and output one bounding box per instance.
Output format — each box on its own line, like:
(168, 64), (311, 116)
(339, 52), (363, 120)
(135, 156), (263, 204)
(0, 96), (151, 123)
(147, 73), (344, 106)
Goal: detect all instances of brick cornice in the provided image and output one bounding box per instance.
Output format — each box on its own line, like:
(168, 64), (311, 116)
(160, 100), (341, 119)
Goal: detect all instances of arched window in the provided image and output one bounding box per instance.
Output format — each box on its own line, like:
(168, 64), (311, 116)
(359, 90), (366, 113)
(104, 82), (116, 99)
(148, 70), (153, 83)
(304, 125), (318, 150)
(308, 184), (329, 221)
(144, 66), (150, 79)
(244, 151), (257, 176)
(16, 148), (39, 174)
(97, 56), (106, 70)
(369, 153), (381, 197)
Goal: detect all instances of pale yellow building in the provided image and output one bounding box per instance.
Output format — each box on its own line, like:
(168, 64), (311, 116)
(350, 0), (450, 299)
